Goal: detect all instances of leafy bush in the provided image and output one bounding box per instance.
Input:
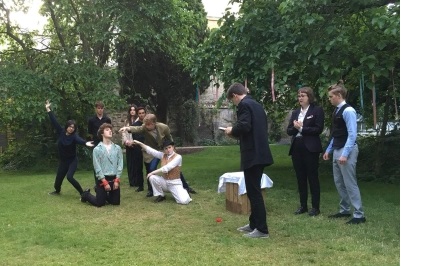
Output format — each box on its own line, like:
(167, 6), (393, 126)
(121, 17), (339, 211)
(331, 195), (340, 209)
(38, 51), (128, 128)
(318, 132), (400, 183)
(175, 99), (199, 146)
(0, 134), (57, 171)
(357, 132), (400, 183)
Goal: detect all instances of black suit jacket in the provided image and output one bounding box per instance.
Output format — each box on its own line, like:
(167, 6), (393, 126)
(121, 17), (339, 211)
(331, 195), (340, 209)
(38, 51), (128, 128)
(286, 104), (325, 155)
(231, 95), (274, 170)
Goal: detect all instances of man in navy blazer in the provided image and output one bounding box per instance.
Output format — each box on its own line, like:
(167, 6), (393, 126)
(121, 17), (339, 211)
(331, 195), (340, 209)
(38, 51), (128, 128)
(287, 87), (325, 216)
(225, 83), (274, 238)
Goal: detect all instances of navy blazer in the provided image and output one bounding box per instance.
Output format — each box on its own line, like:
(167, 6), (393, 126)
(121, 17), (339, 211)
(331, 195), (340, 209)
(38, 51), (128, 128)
(231, 95), (274, 170)
(286, 104), (325, 155)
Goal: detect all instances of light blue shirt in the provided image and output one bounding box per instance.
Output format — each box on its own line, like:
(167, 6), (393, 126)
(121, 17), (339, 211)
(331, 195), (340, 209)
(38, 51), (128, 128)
(325, 101), (357, 158)
(93, 142), (123, 180)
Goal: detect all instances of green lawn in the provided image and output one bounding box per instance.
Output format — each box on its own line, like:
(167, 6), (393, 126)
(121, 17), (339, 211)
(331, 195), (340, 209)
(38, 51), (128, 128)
(0, 145), (399, 265)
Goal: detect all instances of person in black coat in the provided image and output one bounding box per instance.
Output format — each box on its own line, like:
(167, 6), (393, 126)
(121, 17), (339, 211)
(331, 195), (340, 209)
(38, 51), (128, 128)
(130, 107), (146, 192)
(87, 101), (111, 184)
(287, 87), (325, 216)
(121, 104), (138, 187)
(224, 83), (274, 239)
(45, 100), (94, 198)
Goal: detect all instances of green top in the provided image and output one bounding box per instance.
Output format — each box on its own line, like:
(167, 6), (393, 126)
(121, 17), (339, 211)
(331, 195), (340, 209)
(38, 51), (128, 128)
(93, 142), (123, 180)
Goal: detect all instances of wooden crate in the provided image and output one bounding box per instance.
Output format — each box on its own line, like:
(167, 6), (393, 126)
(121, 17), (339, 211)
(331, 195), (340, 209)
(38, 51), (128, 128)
(225, 182), (266, 214)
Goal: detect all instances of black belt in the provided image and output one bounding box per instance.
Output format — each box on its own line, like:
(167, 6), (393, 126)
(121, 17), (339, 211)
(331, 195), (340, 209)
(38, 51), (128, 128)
(103, 175), (116, 181)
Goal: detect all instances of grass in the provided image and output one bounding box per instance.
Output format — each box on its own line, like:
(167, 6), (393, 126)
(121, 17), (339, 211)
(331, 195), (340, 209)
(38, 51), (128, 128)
(0, 145), (399, 265)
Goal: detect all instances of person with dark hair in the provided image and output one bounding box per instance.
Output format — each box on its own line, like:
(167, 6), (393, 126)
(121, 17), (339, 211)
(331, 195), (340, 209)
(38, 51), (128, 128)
(81, 123), (123, 207)
(130, 107), (146, 192)
(287, 87), (325, 216)
(87, 101), (111, 146)
(323, 80), (366, 225)
(87, 101), (112, 184)
(118, 113), (197, 197)
(133, 139), (192, 204)
(224, 83), (274, 239)
(45, 100), (94, 197)
(122, 104), (138, 187)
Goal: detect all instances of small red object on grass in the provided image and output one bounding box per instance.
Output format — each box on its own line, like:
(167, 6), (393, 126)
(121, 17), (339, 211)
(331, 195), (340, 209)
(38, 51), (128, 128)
(216, 217), (222, 223)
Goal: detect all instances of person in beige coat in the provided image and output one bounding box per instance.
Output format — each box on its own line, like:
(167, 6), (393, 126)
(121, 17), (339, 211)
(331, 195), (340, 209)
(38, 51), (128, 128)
(119, 114), (197, 197)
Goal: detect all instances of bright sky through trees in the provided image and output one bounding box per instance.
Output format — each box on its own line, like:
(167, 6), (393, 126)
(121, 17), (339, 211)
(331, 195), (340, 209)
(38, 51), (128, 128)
(6, 0), (240, 32)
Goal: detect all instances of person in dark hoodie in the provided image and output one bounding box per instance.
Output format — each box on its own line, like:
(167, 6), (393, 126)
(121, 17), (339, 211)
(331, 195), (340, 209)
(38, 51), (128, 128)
(45, 100), (94, 198)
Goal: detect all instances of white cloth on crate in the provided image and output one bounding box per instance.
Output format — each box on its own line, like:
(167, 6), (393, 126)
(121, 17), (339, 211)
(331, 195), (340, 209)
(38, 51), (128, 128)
(217, 171), (273, 195)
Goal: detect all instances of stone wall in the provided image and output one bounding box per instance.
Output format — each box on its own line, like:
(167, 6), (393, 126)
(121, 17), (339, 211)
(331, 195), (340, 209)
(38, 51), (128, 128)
(108, 111), (128, 145)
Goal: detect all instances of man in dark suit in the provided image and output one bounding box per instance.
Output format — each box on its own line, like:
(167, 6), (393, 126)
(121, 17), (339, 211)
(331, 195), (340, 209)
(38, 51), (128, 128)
(224, 83), (274, 239)
(287, 87), (325, 217)
(130, 107), (146, 192)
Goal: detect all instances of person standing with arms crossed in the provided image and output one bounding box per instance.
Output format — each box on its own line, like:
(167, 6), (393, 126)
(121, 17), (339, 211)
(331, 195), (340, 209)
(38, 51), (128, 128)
(81, 123), (123, 207)
(287, 87), (325, 216)
(224, 83), (274, 238)
(323, 80), (366, 224)
(45, 100), (94, 198)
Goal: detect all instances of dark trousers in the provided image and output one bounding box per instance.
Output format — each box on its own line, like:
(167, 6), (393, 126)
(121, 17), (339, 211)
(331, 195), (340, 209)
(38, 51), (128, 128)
(244, 164), (268, 234)
(83, 176), (120, 207)
(180, 172), (189, 189)
(54, 157), (83, 195)
(291, 138), (321, 209)
(125, 146), (135, 186)
(90, 147), (99, 186)
(93, 169), (98, 186)
(130, 147), (144, 189)
(144, 158), (160, 192)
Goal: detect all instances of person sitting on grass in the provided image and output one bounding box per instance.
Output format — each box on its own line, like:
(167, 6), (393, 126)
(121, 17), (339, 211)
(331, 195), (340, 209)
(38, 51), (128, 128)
(81, 123), (123, 207)
(133, 139), (192, 205)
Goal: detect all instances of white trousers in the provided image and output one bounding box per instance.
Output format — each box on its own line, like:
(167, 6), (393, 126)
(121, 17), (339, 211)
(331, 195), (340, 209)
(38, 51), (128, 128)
(149, 175), (192, 205)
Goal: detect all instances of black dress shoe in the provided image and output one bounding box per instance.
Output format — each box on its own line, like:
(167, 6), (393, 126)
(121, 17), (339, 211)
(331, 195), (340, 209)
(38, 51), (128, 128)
(328, 212), (352, 218)
(186, 187), (197, 194)
(154, 195), (166, 203)
(294, 207), (308, 215)
(308, 208), (320, 216)
(346, 217), (366, 224)
(146, 191), (154, 197)
(80, 189), (90, 203)
(135, 187), (143, 192)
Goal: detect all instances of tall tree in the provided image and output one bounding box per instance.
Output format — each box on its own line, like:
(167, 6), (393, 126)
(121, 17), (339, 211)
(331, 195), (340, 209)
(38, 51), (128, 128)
(191, 0), (399, 176)
(192, 0), (399, 128)
(0, 0), (209, 167)
(117, 0), (209, 141)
